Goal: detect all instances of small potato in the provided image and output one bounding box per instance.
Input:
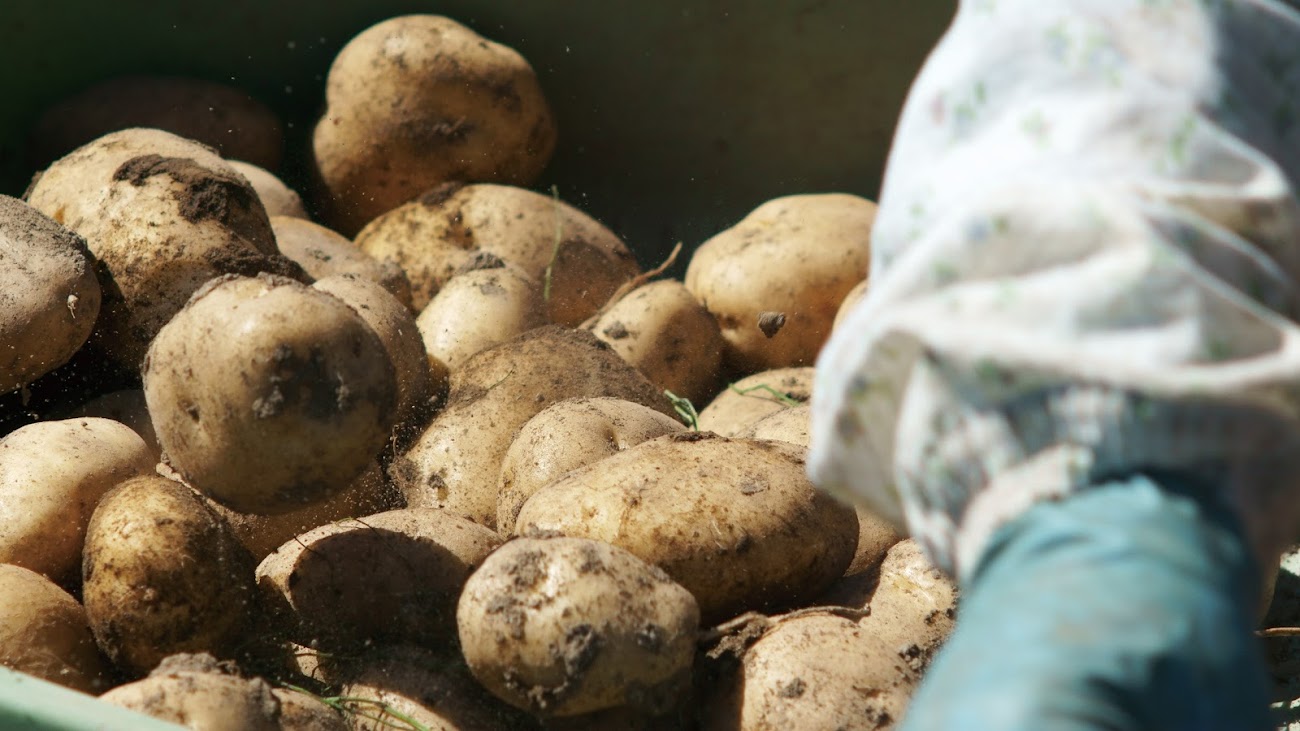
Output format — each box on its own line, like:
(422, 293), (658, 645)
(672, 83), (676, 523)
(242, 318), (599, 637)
(29, 75), (284, 170)
(697, 368), (813, 437)
(497, 397), (684, 534)
(0, 417), (153, 584)
(0, 195), (100, 394)
(832, 279), (869, 332)
(312, 15), (556, 234)
(355, 183), (639, 324)
(144, 274), (398, 515)
(0, 564), (108, 694)
(271, 216), (413, 309)
(82, 476), (258, 677)
(26, 128), (306, 369)
(738, 402), (810, 447)
(589, 279), (725, 406)
(416, 256), (547, 370)
(65, 389), (161, 461)
(458, 537), (699, 718)
(685, 194), (874, 373)
(256, 508), (502, 650)
(514, 433), (858, 622)
(391, 326), (672, 529)
(230, 161), (308, 219)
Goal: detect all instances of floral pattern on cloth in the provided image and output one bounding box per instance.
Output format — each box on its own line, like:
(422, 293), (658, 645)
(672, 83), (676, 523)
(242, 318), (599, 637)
(809, 0), (1300, 582)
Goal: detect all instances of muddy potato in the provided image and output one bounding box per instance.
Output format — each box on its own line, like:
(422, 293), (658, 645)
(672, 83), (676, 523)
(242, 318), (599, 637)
(514, 433), (858, 622)
(416, 256), (546, 370)
(0, 564), (108, 694)
(0, 418), (153, 583)
(588, 279), (724, 406)
(497, 397), (684, 534)
(391, 326), (671, 529)
(29, 75), (283, 170)
(697, 368), (813, 437)
(82, 476), (258, 677)
(66, 389), (162, 461)
(458, 537), (699, 718)
(312, 274), (439, 445)
(26, 128), (306, 369)
(144, 274), (397, 515)
(256, 508), (501, 650)
(312, 15), (556, 235)
(0, 196), (100, 393)
(271, 216), (413, 309)
(355, 183), (639, 323)
(832, 279), (869, 332)
(685, 194), (874, 373)
(230, 161), (308, 219)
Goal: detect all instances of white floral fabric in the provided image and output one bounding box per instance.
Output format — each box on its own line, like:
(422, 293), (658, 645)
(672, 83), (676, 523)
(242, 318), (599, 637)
(809, 0), (1300, 582)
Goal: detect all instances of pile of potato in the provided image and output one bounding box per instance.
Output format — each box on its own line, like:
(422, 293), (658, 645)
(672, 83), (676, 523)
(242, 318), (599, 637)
(0, 13), (955, 730)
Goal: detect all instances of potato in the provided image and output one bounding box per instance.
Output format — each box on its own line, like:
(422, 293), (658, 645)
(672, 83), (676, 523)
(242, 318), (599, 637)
(312, 15), (557, 235)
(697, 367), (813, 437)
(0, 195), (100, 393)
(0, 417), (153, 583)
(458, 537), (699, 718)
(65, 389), (161, 461)
(271, 216), (413, 310)
(416, 256), (547, 370)
(230, 161), (308, 219)
(336, 645), (540, 731)
(685, 194), (874, 373)
(588, 279), (725, 406)
(0, 564), (108, 694)
(514, 433), (858, 621)
(82, 475), (258, 677)
(390, 326), (671, 529)
(355, 183), (639, 324)
(312, 274), (439, 444)
(832, 278), (869, 332)
(737, 402), (810, 446)
(26, 128), (306, 369)
(497, 397), (684, 534)
(857, 540), (957, 669)
(703, 611), (916, 731)
(256, 508), (502, 650)
(143, 274), (398, 515)
(29, 75), (284, 170)
(206, 462), (400, 562)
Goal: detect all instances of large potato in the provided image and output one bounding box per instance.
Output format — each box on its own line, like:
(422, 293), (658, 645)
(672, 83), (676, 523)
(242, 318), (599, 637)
(0, 417), (153, 584)
(0, 195), (100, 393)
(513, 433), (858, 621)
(29, 75), (284, 170)
(497, 397), (684, 534)
(685, 194), (874, 373)
(416, 257), (547, 370)
(458, 537), (699, 718)
(144, 274), (398, 515)
(271, 216), (413, 309)
(256, 508), (502, 650)
(0, 564), (108, 694)
(312, 15), (556, 234)
(588, 279), (725, 406)
(390, 326), (672, 529)
(82, 476), (258, 677)
(355, 183), (639, 324)
(697, 367), (813, 437)
(26, 128), (305, 369)
(230, 161), (308, 219)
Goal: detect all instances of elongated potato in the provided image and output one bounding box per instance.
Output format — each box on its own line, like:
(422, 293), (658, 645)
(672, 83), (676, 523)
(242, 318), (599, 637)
(230, 161), (308, 219)
(514, 433), (858, 621)
(271, 216), (413, 309)
(144, 274), (398, 515)
(0, 418), (153, 584)
(82, 476), (258, 677)
(697, 368), (813, 437)
(458, 537), (700, 718)
(416, 257), (547, 370)
(0, 564), (108, 694)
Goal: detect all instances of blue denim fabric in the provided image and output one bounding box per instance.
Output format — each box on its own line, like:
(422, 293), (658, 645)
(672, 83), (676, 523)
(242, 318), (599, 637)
(899, 471), (1273, 731)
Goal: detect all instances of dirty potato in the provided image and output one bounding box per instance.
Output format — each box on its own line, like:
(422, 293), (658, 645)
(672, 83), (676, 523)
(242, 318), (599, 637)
(271, 216), (413, 309)
(0, 564), (109, 694)
(230, 161), (308, 219)
(415, 256), (546, 370)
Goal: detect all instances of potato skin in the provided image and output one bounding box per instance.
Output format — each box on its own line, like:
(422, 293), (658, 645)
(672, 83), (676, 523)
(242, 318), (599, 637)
(457, 537), (700, 718)
(230, 161), (308, 219)
(0, 418), (153, 584)
(82, 476), (258, 677)
(0, 195), (100, 393)
(514, 433), (858, 622)
(416, 260), (546, 370)
(684, 193), (874, 373)
(0, 564), (108, 694)
(144, 274), (398, 515)
(271, 216), (413, 309)
(312, 15), (557, 234)
(697, 367), (813, 437)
